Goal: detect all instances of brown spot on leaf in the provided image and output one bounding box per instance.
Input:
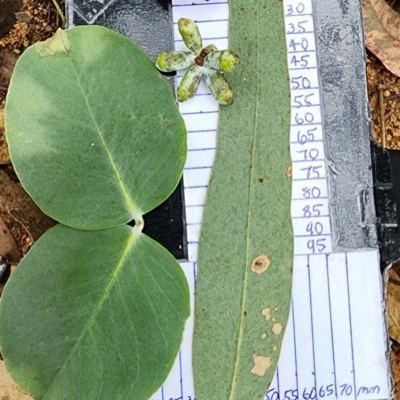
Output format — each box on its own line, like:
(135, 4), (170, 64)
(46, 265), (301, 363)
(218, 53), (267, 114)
(258, 177), (264, 183)
(251, 354), (272, 376)
(286, 165), (292, 178)
(251, 254), (271, 274)
(261, 333), (267, 339)
(272, 323), (283, 335)
(273, 346), (278, 352)
(262, 308), (271, 321)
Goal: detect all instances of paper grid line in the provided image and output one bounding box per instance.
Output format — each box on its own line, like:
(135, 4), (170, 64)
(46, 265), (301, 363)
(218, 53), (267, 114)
(151, 1), (390, 399)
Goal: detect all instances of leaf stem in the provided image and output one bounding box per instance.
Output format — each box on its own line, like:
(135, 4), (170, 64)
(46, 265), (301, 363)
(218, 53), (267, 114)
(51, 0), (66, 27)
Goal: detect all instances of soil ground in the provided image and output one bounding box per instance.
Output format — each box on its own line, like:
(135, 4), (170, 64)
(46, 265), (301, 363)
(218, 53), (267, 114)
(0, 0), (400, 398)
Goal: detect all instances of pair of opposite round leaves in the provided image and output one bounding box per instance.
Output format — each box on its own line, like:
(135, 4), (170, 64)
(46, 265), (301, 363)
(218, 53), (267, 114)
(0, 26), (190, 400)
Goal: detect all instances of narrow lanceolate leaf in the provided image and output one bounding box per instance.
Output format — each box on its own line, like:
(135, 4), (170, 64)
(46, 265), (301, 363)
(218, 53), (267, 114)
(0, 224), (190, 400)
(5, 27), (187, 230)
(193, 0), (293, 399)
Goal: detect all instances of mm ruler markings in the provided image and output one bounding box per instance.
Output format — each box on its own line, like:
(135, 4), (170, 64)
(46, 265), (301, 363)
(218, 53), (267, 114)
(284, 0), (332, 258)
(151, 1), (390, 400)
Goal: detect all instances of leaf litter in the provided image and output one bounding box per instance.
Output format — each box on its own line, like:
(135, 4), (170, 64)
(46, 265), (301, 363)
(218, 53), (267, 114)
(363, 3), (400, 398)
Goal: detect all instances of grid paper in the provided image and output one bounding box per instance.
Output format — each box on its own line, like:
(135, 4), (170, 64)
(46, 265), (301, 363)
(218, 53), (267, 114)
(151, 1), (391, 399)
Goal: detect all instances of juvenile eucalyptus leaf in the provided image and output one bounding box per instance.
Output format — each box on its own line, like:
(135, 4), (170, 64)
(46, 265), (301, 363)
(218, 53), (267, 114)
(5, 26), (187, 230)
(193, 0), (293, 399)
(0, 224), (190, 400)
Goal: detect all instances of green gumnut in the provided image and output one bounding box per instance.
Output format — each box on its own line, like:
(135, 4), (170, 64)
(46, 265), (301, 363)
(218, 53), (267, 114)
(204, 69), (234, 105)
(155, 51), (195, 72)
(202, 43), (219, 56)
(204, 50), (241, 72)
(177, 65), (203, 102)
(178, 18), (203, 55)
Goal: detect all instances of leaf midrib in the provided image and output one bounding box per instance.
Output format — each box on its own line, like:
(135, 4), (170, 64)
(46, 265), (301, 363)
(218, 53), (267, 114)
(42, 233), (136, 399)
(69, 60), (139, 217)
(228, 4), (261, 399)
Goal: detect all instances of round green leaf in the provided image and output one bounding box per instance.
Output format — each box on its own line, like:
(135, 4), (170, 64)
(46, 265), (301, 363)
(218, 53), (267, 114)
(5, 27), (187, 229)
(0, 224), (190, 400)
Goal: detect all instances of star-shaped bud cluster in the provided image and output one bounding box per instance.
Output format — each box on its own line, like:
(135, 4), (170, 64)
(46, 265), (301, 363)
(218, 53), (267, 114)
(156, 18), (240, 105)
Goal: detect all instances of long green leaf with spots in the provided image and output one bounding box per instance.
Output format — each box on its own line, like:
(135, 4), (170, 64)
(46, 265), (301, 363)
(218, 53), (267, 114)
(5, 26), (187, 230)
(0, 224), (190, 400)
(193, 0), (293, 398)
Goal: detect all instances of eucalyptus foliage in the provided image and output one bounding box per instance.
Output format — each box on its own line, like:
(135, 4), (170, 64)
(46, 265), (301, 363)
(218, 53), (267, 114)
(193, 1), (293, 398)
(0, 26), (190, 400)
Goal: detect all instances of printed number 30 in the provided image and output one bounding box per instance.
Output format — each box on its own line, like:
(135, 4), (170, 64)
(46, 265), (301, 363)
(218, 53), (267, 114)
(287, 3), (305, 15)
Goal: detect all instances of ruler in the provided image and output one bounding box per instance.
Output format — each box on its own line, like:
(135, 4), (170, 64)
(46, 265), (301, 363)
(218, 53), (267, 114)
(150, 1), (391, 399)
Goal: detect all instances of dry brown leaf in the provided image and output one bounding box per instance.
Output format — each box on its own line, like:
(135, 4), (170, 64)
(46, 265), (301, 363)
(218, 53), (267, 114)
(0, 360), (34, 400)
(370, 0), (400, 40)
(0, 109), (10, 164)
(0, 48), (18, 89)
(387, 267), (400, 342)
(364, 0), (400, 77)
(0, 214), (20, 263)
(391, 341), (400, 400)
